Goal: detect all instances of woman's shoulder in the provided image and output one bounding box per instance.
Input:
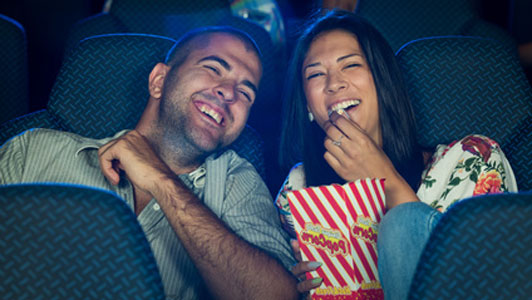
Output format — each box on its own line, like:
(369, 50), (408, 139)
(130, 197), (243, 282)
(278, 163), (307, 194)
(418, 134), (516, 212)
(287, 162), (306, 185)
(431, 134), (503, 164)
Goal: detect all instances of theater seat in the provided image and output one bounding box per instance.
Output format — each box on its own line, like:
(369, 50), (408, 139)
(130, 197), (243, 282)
(0, 183), (165, 299)
(62, 0), (279, 191)
(0, 33), (266, 180)
(396, 36), (532, 191)
(355, 0), (516, 52)
(408, 192), (532, 299)
(0, 14), (29, 125)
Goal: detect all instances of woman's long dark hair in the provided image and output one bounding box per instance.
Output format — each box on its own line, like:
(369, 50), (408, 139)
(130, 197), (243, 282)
(279, 10), (424, 190)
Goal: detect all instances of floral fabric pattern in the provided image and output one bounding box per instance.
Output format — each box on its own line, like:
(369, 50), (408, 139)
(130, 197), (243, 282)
(417, 134), (517, 211)
(275, 135), (517, 236)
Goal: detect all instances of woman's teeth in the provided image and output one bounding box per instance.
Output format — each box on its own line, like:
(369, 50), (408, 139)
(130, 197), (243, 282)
(328, 100), (360, 117)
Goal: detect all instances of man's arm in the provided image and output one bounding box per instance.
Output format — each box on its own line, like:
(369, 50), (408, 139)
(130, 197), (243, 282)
(98, 130), (299, 300)
(0, 131), (28, 184)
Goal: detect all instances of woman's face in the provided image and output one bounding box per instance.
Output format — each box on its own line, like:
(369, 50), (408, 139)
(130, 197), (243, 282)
(302, 29), (381, 146)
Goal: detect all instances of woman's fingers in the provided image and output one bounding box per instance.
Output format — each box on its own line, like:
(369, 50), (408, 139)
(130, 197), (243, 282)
(291, 261), (323, 277)
(290, 239), (302, 262)
(297, 277), (323, 294)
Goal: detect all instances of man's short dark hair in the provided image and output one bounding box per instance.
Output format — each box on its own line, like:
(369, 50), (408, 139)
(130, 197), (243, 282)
(164, 26), (263, 71)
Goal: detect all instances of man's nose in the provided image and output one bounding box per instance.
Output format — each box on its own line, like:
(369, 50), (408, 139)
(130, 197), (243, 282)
(214, 82), (236, 102)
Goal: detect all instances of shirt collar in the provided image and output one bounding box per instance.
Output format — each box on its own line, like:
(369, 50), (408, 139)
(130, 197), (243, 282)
(75, 129), (130, 155)
(74, 129), (208, 187)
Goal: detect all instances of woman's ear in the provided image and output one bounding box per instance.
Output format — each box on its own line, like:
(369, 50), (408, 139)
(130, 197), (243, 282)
(149, 62), (170, 99)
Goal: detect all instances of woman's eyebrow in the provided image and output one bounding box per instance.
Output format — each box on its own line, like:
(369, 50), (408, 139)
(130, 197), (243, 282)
(303, 53), (362, 72)
(303, 62), (321, 72)
(337, 53), (361, 62)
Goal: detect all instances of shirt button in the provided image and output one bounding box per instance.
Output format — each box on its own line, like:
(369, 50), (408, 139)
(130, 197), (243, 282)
(153, 203), (160, 211)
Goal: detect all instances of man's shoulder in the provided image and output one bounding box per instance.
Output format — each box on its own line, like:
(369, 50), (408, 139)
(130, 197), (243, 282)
(214, 149), (261, 178)
(3, 128), (86, 149)
(9, 128), (124, 149)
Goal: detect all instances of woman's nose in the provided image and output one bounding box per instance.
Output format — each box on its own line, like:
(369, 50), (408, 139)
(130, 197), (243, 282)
(326, 72), (347, 93)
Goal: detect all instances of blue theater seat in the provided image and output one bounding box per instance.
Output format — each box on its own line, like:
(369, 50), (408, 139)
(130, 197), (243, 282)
(0, 14), (29, 125)
(0, 33), (266, 180)
(355, 0), (516, 53)
(408, 192), (532, 299)
(0, 183), (165, 299)
(396, 36), (532, 191)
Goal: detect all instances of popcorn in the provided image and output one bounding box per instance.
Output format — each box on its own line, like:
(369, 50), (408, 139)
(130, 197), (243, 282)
(287, 178), (386, 299)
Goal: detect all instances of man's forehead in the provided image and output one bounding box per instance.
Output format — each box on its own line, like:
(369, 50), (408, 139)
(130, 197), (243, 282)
(190, 33), (262, 79)
(190, 32), (258, 56)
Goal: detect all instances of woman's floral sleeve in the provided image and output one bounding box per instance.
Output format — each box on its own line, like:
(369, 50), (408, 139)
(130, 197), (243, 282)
(274, 163), (305, 238)
(418, 135), (517, 212)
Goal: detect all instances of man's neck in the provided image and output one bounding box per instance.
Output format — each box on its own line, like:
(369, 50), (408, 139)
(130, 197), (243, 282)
(145, 127), (205, 175)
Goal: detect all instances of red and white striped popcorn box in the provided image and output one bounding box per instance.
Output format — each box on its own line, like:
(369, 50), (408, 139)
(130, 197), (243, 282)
(287, 178), (386, 299)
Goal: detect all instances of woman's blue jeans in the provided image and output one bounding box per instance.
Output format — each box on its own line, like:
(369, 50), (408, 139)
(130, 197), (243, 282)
(377, 202), (442, 300)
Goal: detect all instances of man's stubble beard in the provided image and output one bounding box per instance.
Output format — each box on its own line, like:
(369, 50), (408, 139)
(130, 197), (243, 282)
(154, 88), (219, 169)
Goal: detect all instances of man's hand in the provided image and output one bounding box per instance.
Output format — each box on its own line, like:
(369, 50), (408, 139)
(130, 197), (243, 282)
(98, 130), (298, 300)
(98, 130), (174, 195)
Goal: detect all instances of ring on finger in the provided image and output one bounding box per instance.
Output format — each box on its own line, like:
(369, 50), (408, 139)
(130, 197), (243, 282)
(332, 134), (344, 146)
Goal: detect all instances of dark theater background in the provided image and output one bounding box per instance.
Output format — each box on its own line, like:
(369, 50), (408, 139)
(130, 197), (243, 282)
(1, 1), (531, 299)
(0, 0), (526, 119)
(1, 0), (530, 195)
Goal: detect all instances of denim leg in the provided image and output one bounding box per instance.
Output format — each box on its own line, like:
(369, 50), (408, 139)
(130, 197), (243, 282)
(377, 202), (442, 300)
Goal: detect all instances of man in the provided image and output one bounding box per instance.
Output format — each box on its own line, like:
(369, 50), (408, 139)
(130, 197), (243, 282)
(0, 27), (298, 299)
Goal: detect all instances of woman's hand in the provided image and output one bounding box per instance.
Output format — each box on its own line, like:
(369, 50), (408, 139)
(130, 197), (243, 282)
(323, 111), (395, 182)
(323, 112), (418, 208)
(289, 239), (323, 298)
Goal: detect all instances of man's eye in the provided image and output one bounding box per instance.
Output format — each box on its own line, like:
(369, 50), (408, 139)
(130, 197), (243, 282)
(239, 90), (252, 102)
(204, 65), (220, 75)
(306, 73), (324, 80)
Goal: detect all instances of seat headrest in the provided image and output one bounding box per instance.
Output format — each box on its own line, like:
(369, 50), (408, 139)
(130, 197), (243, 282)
(396, 36), (532, 150)
(48, 33), (175, 139)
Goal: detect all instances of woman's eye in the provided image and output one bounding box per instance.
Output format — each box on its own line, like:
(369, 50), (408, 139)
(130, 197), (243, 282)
(306, 73), (324, 80)
(204, 65), (220, 75)
(345, 63), (361, 69)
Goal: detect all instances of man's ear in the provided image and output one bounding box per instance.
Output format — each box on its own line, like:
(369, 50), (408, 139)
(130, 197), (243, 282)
(149, 62), (170, 99)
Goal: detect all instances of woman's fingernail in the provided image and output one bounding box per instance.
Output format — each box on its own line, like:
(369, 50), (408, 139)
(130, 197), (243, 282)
(338, 108), (350, 120)
(307, 261), (322, 269)
(311, 277), (323, 285)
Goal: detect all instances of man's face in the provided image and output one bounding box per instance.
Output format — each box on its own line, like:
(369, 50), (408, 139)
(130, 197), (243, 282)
(158, 33), (262, 154)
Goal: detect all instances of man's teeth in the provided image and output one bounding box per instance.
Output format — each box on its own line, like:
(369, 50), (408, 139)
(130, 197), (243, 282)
(199, 106), (222, 124)
(328, 100), (360, 115)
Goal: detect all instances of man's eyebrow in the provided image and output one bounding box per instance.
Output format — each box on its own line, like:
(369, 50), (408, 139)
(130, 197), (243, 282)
(198, 55), (231, 71)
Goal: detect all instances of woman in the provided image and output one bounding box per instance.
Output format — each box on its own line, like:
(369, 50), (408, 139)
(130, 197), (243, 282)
(275, 10), (517, 299)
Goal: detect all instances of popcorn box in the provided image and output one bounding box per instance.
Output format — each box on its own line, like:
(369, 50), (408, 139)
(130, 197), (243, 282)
(287, 178), (386, 299)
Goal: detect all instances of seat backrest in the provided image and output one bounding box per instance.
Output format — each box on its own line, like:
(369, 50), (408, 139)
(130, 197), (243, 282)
(0, 14), (29, 124)
(0, 183), (165, 299)
(0, 33), (267, 180)
(396, 36), (532, 190)
(355, 0), (516, 52)
(408, 192), (532, 299)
